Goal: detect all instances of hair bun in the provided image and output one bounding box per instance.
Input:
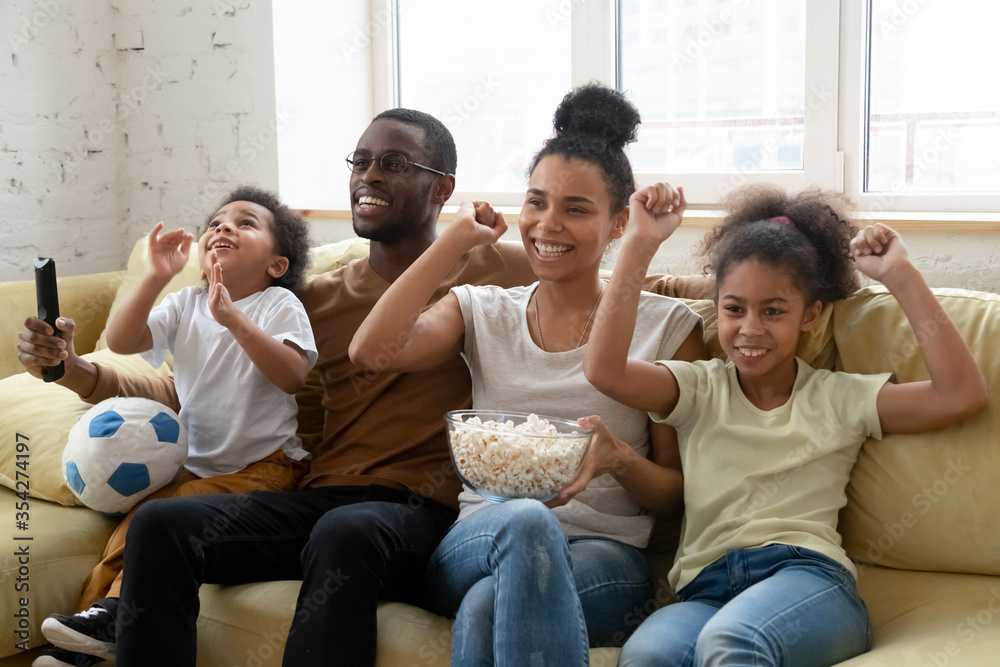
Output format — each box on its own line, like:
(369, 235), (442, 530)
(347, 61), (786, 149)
(552, 83), (641, 151)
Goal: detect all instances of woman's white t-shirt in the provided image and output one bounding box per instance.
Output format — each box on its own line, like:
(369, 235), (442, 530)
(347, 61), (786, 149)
(452, 282), (702, 548)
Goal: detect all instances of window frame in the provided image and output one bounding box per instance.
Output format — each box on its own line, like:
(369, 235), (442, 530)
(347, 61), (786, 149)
(613, 0), (843, 205)
(375, 0), (998, 214)
(839, 0), (1000, 213)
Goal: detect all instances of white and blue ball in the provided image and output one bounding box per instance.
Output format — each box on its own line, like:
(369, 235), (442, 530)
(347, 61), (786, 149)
(62, 397), (187, 514)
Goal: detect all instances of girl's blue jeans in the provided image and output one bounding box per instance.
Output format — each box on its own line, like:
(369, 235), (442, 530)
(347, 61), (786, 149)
(618, 544), (871, 667)
(421, 498), (653, 667)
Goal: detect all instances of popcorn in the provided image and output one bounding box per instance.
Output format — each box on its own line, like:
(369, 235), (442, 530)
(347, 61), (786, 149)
(447, 413), (592, 500)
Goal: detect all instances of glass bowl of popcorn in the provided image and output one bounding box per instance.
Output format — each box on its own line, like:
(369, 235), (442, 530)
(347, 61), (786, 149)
(444, 410), (594, 503)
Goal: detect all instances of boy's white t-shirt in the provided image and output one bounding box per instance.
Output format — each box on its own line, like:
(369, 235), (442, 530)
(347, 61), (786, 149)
(654, 357), (891, 591)
(452, 282), (702, 548)
(141, 285), (318, 478)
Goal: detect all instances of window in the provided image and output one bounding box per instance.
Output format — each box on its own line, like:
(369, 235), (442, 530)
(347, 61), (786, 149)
(865, 0), (1000, 194)
(274, 0), (999, 213)
(617, 0), (839, 204)
(619, 1), (807, 175)
(395, 0), (572, 198)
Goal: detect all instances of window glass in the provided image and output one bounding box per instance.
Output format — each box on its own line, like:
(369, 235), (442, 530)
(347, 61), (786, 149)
(619, 0), (807, 173)
(866, 0), (1000, 193)
(398, 0), (572, 192)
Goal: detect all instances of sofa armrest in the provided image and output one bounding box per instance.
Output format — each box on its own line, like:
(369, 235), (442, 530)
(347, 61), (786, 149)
(0, 271), (124, 380)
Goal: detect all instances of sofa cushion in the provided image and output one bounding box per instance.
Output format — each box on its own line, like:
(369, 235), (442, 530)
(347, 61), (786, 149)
(0, 270), (122, 379)
(841, 566), (1000, 665)
(194, 582), (625, 667)
(835, 287), (1000, 576)
(0, 348), (173, 506)
(0, 487), (118, 656)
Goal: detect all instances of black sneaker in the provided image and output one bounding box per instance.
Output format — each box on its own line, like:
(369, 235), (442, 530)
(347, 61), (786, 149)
(40, 598), (117, 661)
(32, 646), (110, 667)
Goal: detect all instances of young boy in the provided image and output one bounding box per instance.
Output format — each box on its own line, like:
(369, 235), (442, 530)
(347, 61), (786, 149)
(38, 185), (317, 667)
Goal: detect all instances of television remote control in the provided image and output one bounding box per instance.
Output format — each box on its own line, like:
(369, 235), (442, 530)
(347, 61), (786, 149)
(34, 257), (65, 382)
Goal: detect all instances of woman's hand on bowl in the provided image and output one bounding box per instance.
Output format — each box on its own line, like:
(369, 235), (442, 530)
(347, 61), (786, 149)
(547, 415), (630, 508)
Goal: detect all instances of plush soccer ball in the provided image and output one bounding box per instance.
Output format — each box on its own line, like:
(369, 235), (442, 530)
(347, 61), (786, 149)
(62, 397), (188, 514)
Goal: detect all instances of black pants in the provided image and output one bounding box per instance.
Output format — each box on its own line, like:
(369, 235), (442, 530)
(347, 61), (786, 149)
(116, 484), (456, 666)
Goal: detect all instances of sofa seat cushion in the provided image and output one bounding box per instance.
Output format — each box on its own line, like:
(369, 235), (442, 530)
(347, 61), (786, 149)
(195, 581), (626, 667)
(839, 565), (1000, 665)
(0, 488), (118, 657)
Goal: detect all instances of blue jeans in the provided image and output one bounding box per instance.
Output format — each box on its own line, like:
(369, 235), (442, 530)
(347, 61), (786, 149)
(618, 544), (870, 667)
(421, 499), (653, 667)
(116, 485), (455, 667)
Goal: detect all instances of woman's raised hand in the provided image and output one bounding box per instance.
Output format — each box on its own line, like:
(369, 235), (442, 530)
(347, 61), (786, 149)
(629, 182), (686, 242)
(147, 221), (193, 280)
(447, 200), (508, 250)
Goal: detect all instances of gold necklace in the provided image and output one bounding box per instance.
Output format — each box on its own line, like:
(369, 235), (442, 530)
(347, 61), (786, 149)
(533, 283), (605, 352)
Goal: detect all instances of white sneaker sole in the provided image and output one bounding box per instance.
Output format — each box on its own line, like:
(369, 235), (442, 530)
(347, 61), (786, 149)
(40, 617), (116, 662)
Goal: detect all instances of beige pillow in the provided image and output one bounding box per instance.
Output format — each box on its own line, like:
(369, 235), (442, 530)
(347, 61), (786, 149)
(0, 348), (173, 506)
(836, 286), (1000, 576)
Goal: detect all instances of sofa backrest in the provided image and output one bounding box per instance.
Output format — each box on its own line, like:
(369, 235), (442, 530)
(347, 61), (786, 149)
(833, 287), (1000, 577)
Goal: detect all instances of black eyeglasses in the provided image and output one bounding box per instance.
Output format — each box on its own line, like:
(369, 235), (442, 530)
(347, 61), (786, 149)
(345, 151), (449, 177)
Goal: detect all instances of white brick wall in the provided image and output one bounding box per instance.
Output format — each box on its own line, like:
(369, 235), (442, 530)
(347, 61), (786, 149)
(0, 0), (279, 282)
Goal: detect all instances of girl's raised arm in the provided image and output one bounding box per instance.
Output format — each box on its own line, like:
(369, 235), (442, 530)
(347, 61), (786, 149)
(852, 224), (988, 434)
(584, 183), (687, 417)
(349, 201), (507, 373)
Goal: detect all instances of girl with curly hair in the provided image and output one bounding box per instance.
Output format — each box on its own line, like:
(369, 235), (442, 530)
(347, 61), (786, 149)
(585, 182), (987, 666)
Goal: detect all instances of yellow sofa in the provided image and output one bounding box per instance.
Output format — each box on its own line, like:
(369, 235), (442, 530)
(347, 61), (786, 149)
(1, 236), (998, 666)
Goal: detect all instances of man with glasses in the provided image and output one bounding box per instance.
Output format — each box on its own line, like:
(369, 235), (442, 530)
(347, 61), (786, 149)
(19, 109), (536, 667)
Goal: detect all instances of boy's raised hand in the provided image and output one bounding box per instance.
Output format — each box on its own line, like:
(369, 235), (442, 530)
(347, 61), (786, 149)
(206, 253), (239, 328)
(447, 200), (507, 250)
(147, 221), (193, 280)
(629, 182), (686, 242)
(850, 223), (909, 284)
